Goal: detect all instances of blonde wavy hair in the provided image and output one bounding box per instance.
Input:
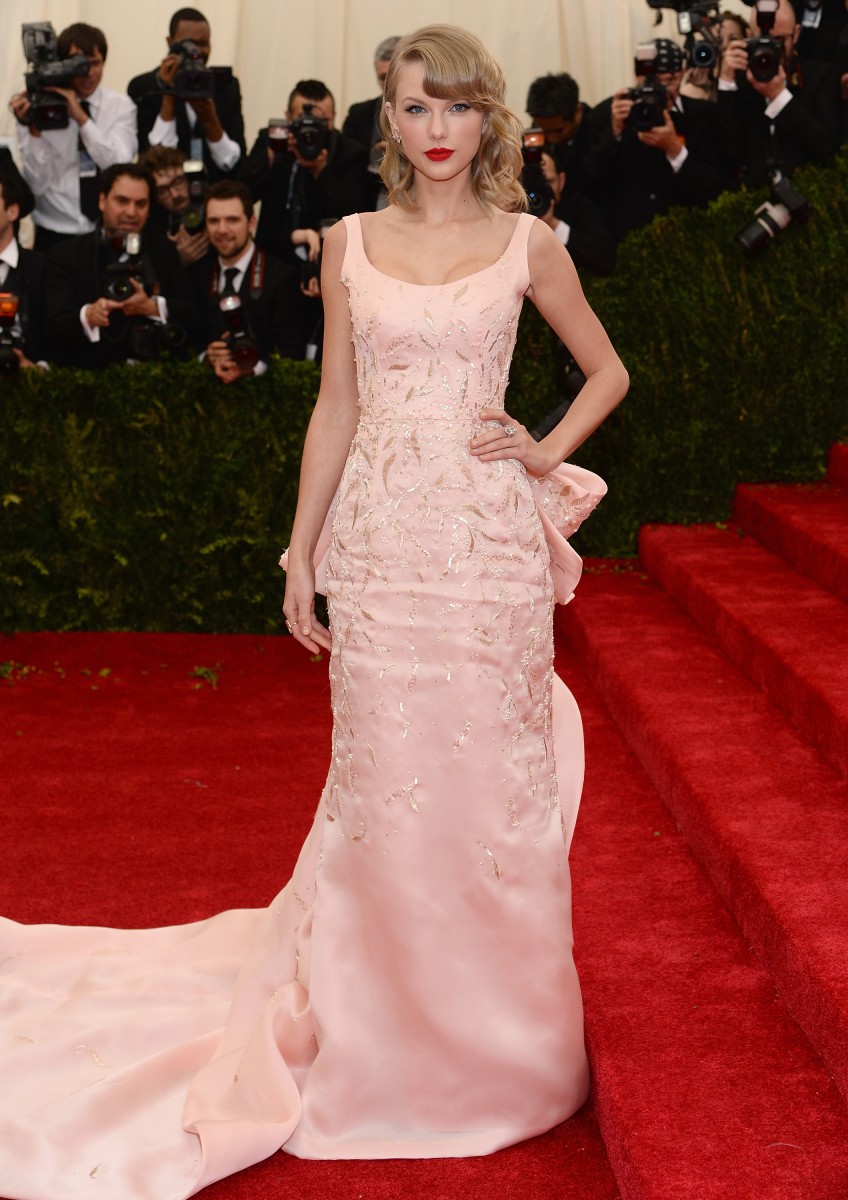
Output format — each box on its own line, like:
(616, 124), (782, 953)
(380, 24), (526, 214)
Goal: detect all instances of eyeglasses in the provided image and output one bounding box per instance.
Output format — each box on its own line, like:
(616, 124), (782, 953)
(154, 174), (188, 198)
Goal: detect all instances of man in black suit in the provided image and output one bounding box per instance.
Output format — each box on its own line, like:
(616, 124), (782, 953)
(197, 181), (312, 383)
(717, 0), (842, 185)
(538, 152), (616, 277)
(526, 72), (593, 196)
(128, 7), (245, 182)
(240, 81), (369, 269)
(583, 39), (723, 243)
(0, 172), (47, 369)
(342, 35), (400, 208)
(45, 163), (201, 368)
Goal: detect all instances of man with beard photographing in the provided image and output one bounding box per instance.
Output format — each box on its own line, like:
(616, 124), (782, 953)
(197, 180), (312, 384)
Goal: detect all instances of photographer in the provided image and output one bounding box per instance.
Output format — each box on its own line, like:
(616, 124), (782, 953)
(582, 38), (722, 242)
(526, 73), (592, 194)
(239, 81), (369, 270)
(717, 0), (842, 185)
(44, 163), (201, 368)
(9, 23), (137, 254)
(138, 145), (211, 268)
(0, 172), (48, 371)
(342, 35), (401, 209)
(128, 7), (245, 182)
(195, 181), (312, 383)
(537, 150), (616, 276)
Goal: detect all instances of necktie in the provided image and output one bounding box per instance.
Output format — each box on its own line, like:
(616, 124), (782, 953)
(78, 101), (100, 223)
(221, 267), (239, 296)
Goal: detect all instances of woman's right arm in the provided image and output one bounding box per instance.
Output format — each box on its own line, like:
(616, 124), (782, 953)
(283, 219), (360, 652)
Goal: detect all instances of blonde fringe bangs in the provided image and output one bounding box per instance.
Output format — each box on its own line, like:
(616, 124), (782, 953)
(380, 24), (527, 214)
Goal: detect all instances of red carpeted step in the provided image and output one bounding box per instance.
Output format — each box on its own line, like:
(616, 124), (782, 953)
(558, 643), (848, 1200)
(828, 444), (848, 490)
(557, 569), (848, 1112)
(0, 632), (620, 1200)
(638, 523), (848, 776)
(732, 482), (848, 605)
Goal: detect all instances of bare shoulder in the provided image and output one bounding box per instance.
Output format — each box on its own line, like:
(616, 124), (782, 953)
(322, 218), (349, 261)
(526, 216), (578, 297)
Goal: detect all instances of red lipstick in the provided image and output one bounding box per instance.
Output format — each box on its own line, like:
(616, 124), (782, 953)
(425, 148), (454, 161)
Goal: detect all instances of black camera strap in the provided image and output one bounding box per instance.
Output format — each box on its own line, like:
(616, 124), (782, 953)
(209, 246), (266, 302)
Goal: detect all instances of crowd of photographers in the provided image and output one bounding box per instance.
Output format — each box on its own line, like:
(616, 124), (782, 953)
(1, 0), (846, 379)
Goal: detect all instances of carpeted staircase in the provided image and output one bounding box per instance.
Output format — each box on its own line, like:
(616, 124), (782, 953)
(558, 445), (848, 1199)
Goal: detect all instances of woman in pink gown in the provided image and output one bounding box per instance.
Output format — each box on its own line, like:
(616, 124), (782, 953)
(0, 25), (627, 1200)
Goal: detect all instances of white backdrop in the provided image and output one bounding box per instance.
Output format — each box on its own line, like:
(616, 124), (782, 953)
(1, 0), (752, 150)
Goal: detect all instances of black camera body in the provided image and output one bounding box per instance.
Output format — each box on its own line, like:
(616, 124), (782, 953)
(21, 22), (90, 131)
(126, 320), (186, 360)
(171, 38), (213, 100)
(625, 80), (668, 131)
(742, 35), (784, 82)
(101, 233), (148, 303)
(0, 293), (23, 376)
(168, 160), (207, 234)
(218, 294), (261, 370)
(520, 131), (555, 220)
(291, 106), (330, 161)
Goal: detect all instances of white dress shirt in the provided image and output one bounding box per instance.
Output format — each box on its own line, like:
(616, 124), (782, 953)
(0, 236), (20, 287)
(17, 86), (138, 235)
(149, 106), (240, 173)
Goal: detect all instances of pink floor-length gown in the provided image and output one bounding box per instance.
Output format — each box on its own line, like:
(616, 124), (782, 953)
(0, 210), (606, 1200)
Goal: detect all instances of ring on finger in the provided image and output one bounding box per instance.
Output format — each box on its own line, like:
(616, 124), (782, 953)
(285, 619), (294, 632)
(502, 424), (517, 438)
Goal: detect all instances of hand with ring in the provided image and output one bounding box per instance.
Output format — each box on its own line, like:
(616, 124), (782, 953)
(469, 407), (560, 478)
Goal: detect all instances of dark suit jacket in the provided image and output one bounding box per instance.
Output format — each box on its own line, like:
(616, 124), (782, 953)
(128, 67), (245, 181)
(556, 191), (617, 277)
(548, 104), (594, 198)
(0, 149), (35, 220)
(716, 59), (842, 187)
(191, 244), (313, 361)
(583, 95), (723, 242)
(342, 97), (385, 208)
(45, 230), (202, 368)
(3, 245), (48, 363)
(239, 129), (370, 263)
(343, 96), (382, 149)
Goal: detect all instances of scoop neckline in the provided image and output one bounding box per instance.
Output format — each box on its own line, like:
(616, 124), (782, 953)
(354, 212), (527, 288)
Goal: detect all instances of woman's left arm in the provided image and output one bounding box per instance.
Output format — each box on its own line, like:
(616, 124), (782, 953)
(471, 218), (628, 475)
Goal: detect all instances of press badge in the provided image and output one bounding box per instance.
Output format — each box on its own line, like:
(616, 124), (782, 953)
(802, 5), (822, 28)
(79, 148), (97, 177)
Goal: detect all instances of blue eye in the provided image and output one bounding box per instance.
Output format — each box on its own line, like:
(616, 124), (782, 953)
(405, 105), (425, 114)
(451, 103), (471, 113)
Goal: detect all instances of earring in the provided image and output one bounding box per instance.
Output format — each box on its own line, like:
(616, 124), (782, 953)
(391, 129), (401, 144)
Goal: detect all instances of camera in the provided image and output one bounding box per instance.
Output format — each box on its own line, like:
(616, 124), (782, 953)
(168, 160), (207, 233)
(20, 22), (90, 131)
(171, 38), (213, 100)
(624, 42), (683, 130)
(736, 176), (812, 255)
(741, 36), (783, 82)
(102, 233), (147, 302)
(291, 105), (330, 161)
(0, 294), (23, 376)
(126, 320), (186, 360)
(520, 129), (554, 220)
(218, 294), (261, 370)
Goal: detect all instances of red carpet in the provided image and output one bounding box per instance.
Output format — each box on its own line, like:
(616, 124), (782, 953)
(1, 632), (619, 1200)
(3, 446), (846, 1199)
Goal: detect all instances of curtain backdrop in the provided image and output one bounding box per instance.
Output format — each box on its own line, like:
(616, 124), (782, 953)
(1, 0), (752, 153)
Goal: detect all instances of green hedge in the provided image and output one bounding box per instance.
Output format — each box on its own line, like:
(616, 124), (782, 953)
(2, 152), (847, 633)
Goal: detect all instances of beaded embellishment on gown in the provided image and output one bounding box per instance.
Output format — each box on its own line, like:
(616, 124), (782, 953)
(0, 211), (606, 1200)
